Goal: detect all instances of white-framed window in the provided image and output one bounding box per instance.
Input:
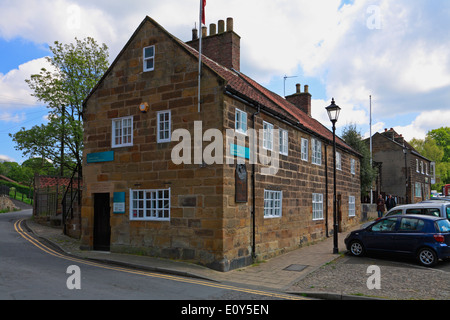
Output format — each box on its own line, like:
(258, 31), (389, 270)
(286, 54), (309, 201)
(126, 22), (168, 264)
(416, 159), (419, 172)
(349, 195), (356, 217)
(415, 182), (422, 198)
(312, 193), (323, 220)
(311, 138), (322, 165)
(420, 161), (424, 174)
(143, 46), (155, 72)
(336, 152), (342, 170)
(157, 110), (171, 143)
(235, 108), (247, 134)
(263, 121), (273, 150)
(264, 190), (282, 218)
(130, 188), (170, 221)
(301, 138), (308, 161)
(279, 129), (288, 156)
(351, 159), (356, 175)
(112, 116), (133, 148)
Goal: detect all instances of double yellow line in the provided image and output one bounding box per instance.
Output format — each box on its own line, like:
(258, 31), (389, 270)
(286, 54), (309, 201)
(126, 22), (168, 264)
(14, 219), (306, 300)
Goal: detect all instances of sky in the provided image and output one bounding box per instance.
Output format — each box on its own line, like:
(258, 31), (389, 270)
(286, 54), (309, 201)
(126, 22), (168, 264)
(1, 0), (450, 163)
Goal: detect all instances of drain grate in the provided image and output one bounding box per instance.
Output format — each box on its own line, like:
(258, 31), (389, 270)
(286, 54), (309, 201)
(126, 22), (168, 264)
(283, 264), (308, 272)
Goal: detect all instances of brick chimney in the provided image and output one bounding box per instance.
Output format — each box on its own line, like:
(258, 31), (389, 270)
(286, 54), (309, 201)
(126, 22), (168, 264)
(186, 17), (241, 71)
(285, 84), (312, 117)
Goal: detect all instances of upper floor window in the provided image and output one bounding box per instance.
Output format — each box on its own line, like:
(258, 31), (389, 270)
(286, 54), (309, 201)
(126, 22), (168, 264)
(157, 110), (171, 143)
(336, 152), (342, 170)
(301, 138), (308, 161)
(235, 108), (247, 134)
(143, 46), (155, 72)
(311, 138), (322, 165)
(351, 158), (356, 175)
(112, 116), (133, 148)
(279, 129), (288, 156)
(263, 121), (274, 150)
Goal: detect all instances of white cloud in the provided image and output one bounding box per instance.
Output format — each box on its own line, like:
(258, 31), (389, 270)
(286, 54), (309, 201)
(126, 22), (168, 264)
(0, 57), (50, 110)
(0, 154), (16, 163)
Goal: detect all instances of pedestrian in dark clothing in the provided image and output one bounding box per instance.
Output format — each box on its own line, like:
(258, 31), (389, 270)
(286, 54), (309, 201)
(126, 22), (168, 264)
(386, 194), (396, 211)
(376, 195), (385, 218)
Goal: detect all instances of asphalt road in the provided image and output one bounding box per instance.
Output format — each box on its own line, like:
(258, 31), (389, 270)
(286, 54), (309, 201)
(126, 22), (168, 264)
(0, 210), (303, 304)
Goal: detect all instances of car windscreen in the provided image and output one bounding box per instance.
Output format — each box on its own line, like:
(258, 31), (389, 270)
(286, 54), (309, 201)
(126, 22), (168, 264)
(436, 219), (450, 233)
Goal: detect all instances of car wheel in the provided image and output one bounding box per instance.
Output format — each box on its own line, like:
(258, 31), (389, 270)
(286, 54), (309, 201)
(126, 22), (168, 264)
(349, 241), (365, 257)
(417, 247), (438, 267)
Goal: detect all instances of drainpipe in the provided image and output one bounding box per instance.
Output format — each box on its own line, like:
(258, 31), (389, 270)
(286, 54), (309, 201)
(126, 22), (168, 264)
(325, 144), (329, 237)
(251, 106), (260, 260)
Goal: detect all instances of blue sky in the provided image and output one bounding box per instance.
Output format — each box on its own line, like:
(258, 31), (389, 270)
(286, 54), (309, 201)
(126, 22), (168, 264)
(1, 0), (450, 163)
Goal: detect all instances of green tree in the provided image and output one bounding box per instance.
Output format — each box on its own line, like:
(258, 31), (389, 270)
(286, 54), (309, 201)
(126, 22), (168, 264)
(341, 124), (377, 197)
(10, 37), (109, 176)
(428, 127), (450, 162)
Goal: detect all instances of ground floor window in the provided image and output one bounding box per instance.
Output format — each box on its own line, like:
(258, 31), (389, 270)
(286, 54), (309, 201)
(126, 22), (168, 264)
(349, 195), (356, 217)
(264, 190), (282, 218)
(130, 188), (170, 221)
(312, 193), (323, 220)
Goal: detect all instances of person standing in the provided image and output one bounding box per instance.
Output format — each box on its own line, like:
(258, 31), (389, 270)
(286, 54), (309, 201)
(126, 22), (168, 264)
(386, 194), (396, 211)
(376, 194), (385, 218)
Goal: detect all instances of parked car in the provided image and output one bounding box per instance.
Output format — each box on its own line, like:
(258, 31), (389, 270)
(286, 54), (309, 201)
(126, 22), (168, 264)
(345, 215), (450, 267)
(384, 202), (450, 220)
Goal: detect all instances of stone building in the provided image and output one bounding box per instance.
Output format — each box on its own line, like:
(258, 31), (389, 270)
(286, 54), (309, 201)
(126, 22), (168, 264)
(368, 128), (433, 204)
(81, 16), (361, 271)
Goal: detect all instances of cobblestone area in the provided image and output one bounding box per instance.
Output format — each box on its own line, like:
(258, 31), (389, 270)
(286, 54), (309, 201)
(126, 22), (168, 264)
(290, 256), (450, 300)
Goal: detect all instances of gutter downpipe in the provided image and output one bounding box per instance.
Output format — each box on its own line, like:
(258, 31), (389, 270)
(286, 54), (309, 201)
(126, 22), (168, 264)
(251, 106), (260, 260)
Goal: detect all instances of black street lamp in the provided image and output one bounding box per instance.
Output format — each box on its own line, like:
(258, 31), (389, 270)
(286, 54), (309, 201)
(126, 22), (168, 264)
(326, 98), (341, 254)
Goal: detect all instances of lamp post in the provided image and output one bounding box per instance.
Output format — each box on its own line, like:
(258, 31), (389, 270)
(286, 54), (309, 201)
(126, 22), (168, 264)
(326, 98), (341, 254)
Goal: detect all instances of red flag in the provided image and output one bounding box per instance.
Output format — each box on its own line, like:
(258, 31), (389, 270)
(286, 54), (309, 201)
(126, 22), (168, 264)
(202, 0), (206, 25)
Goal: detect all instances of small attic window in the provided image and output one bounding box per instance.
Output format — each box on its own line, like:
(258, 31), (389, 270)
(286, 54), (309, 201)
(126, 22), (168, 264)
(143, 46), (155, 72)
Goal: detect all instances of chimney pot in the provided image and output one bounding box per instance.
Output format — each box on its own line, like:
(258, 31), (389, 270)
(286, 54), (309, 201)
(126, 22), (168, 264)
(218, 20), (225, 33)
(227, 17), (234, 31)
(192, 28), (198, 40)
(304, 85), (309, 93)
(201, 26), (207, 37)
(210, 23), (216, 36)
(296, 83), (301, 94)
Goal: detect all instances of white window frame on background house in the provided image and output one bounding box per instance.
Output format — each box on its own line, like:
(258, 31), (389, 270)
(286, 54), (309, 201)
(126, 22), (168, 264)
(351, 158), (356, 175)
(336, 152), (342, 170)
(263, 121), (274, 150)
(143, 45), (155, 72)
(264, 190), (282, 218)
(235, 108), (247, 134)
(279, 129), (288, 156)
(130, 188), (170, 221)
(301, 138), (309, 161)
(157, 110), (171, 143)
(311, 138), (322, 165)
(312, 193), (323, 220)
(349, 195), (356, 217)
(112, 116), (133, 148)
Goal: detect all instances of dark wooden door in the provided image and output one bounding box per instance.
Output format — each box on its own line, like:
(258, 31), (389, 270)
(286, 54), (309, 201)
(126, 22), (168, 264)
(94, 193), (111, 251)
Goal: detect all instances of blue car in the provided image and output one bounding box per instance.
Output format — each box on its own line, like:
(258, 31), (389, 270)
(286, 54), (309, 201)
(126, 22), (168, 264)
(345, 215), (450, 267)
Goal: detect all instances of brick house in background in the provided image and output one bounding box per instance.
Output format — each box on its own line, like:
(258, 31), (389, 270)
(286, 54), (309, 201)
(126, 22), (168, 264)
(81, 16), (361, 271)
(367, 128), (434, 204)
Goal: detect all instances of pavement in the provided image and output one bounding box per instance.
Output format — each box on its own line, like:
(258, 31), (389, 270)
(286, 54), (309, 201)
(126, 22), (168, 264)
(23, 215), (373, 300)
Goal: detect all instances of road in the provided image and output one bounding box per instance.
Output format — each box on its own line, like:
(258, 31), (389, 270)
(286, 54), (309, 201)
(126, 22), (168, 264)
(0, 210), (304, 304)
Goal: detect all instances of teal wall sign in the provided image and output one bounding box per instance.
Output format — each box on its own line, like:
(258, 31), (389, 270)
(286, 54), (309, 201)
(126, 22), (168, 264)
(113, 192), (126, 214)
(87, 151), (114, 163)
(230, 143), (250, 159)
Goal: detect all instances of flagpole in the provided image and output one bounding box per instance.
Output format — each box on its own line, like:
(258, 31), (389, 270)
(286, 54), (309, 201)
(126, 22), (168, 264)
(198, 0), (204, 113)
